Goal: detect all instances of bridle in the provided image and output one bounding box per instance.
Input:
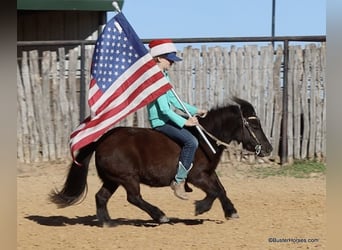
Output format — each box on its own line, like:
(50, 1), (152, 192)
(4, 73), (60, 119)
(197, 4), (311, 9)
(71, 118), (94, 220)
(198, 113), (263, 156)
(241, 116), (262, 156)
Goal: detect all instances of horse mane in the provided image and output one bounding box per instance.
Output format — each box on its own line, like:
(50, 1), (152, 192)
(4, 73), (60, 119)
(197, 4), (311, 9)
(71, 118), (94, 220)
(198, 96), (256, 141)
(199, 99), (241, 134)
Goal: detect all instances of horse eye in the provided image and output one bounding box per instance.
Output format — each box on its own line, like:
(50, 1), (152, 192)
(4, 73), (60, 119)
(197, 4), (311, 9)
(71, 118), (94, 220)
(249, 120), (260, 129)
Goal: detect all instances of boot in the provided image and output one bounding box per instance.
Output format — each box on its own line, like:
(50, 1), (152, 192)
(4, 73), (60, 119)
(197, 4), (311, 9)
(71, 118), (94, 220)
(170, 162), (192, 200)
(170, 180), (188, 200)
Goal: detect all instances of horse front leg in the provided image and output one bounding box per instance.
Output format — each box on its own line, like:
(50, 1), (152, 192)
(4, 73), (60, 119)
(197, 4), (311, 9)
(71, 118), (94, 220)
(213, 173), (239, 219)
(192, 172), (238, 219)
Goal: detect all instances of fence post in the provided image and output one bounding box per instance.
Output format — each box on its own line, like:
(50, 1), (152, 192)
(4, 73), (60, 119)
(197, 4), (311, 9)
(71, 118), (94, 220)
(281, 40), (289, 165)
(80, 42), (86, 122)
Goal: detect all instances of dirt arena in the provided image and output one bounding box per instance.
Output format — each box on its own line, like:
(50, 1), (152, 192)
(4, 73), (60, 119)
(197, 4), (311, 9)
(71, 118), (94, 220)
(17, 161), (326, 250)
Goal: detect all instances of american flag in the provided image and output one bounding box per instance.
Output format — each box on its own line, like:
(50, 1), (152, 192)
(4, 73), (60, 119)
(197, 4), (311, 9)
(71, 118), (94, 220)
(69, 12), (172, 159)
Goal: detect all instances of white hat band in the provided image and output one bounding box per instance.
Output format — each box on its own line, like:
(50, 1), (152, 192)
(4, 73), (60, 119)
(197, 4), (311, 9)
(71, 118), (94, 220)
(150, 43), (177, 57)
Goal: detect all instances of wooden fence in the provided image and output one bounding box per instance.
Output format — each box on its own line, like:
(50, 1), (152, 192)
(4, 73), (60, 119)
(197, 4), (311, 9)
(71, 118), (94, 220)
(17, 43), (326, 164)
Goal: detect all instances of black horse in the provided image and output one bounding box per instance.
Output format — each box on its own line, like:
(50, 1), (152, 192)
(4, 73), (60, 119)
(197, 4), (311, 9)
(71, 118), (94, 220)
(50, 97), (272, 226)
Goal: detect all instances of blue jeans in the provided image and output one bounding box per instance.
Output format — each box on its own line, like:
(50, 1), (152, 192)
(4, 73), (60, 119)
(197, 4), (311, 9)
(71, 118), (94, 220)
(155, 121), (198, 170)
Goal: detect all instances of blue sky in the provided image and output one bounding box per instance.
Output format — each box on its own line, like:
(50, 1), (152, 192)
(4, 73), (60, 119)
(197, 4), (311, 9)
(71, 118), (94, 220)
(108, 0), (326, 48)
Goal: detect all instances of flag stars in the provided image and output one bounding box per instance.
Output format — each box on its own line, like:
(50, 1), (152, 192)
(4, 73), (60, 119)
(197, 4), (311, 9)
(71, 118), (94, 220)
(91, 17), (145, 91)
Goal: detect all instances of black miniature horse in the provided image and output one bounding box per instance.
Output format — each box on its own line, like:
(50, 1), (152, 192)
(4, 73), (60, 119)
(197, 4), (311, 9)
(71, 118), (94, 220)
(50, 97), (272, 226)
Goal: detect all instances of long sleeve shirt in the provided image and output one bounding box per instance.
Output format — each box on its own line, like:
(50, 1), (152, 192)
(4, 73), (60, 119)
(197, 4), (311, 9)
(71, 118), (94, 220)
(147, 72), (198, 128)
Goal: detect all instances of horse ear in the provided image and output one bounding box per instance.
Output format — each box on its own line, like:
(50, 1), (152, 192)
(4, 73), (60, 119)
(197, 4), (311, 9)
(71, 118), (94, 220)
(232, 96), (256, 117)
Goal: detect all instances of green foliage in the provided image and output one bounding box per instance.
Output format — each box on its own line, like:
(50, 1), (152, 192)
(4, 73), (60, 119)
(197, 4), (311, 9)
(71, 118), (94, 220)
(252, 160), (326, 178)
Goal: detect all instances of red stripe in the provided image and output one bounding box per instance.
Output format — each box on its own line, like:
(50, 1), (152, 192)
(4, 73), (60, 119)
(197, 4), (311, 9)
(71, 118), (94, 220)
(71, 75), (170, 133)
(88, 78), (103, 109)
(95, 59), (157, 115)
(89, 78), (96, 88)
(70, 83), (172, 157)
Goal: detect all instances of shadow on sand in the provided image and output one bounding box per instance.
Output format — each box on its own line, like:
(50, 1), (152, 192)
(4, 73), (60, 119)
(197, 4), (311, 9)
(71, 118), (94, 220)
(25, 215), (224, 228)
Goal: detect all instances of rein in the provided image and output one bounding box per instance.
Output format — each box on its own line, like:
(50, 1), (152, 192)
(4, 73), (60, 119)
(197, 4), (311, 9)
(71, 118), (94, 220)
(199, 113), (262, 156)
(198, 124), (231, 148)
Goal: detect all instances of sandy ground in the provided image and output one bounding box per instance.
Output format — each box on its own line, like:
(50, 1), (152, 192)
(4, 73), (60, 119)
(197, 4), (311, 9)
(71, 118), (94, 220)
(17, 161), (326, 250)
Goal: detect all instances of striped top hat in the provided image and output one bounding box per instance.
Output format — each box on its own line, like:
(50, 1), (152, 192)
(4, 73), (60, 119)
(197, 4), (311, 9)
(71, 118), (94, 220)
(148, 39), (182, 62)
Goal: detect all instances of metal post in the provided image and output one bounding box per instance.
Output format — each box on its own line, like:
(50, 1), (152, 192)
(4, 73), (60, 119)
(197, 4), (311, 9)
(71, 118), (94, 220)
(272, 0), (276, 47)
(170, 88), (216, 154)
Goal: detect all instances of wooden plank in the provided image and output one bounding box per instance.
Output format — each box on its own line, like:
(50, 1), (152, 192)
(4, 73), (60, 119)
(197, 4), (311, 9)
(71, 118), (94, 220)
(188, 46), (195, 104)
(18, 55), (32, 163)
(307, 44), (317, 159)
(58, 48), (72, 157)
(271, 45), (283, 162)
(263, 45), (274, 138)
(83, 47), (94, 118)
(222, 47), (230, 99)
(21, 51), (40, 162)
(41, 51), (56, 160)
(287, 46), (295, 163)
(320, 43), (327, 160)
(201, 45), (209, 109)
(249, 45), (259, 114)
(193, 48), (202, 107)
(215, 46), (225, 106)
(29, 50), (49, 161)
(208, 47), (216, 106)
(292, 46), (303, 160)
(51, 51), (62, 159)
(183, 46), (192, 104)
(17, 63), (28, 162)
(243, 46), (252, 102)
(314, 44), (323, 160)
(301, 46), (310, 159)
(228, 46), (237, 96)
(67, 48), (80, 128)
(136, 108), (147, 128)
(236, 47), (244, 99)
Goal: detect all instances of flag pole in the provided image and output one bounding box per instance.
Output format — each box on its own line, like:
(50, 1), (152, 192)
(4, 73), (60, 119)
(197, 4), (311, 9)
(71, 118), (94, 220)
(170, 88), (217, 154)
(111, 0), (216, 154)
(112, 1), (121, 12)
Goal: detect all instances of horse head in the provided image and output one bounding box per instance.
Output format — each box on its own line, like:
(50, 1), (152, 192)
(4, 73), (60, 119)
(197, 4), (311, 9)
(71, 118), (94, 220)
(232, 97), (273, 157)
(200, 97), (273, 157)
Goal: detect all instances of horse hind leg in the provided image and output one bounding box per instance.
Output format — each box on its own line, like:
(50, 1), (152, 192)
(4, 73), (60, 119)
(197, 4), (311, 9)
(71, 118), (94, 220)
(95, 181), (119, 227)
(123, 182), (169, 224)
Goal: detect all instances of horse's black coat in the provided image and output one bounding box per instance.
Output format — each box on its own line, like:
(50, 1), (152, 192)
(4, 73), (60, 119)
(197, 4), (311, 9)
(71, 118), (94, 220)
(50, 97), (273, 225)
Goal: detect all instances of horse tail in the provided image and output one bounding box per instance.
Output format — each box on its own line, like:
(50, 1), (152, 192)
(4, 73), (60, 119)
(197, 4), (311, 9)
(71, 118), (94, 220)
(49, 142), (96, 208)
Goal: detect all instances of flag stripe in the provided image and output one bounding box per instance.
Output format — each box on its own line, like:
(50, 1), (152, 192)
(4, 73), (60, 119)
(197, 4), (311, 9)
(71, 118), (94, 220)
(73, 76), (170, 139)
(69, 12), (172, 159)
(70, 78), (171, 152)
(95, 58), (159, 115)
(95, 63), (166, 116)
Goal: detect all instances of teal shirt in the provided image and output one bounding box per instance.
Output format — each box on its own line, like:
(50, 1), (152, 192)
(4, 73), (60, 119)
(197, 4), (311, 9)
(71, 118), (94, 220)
(147, 72), (198, 128)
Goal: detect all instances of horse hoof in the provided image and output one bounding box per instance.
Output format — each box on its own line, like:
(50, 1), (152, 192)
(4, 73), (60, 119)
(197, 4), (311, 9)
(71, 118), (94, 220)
(102, 221), (117, 227)
(228, 213), (239, 219)
(159, 215), (170, 223)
